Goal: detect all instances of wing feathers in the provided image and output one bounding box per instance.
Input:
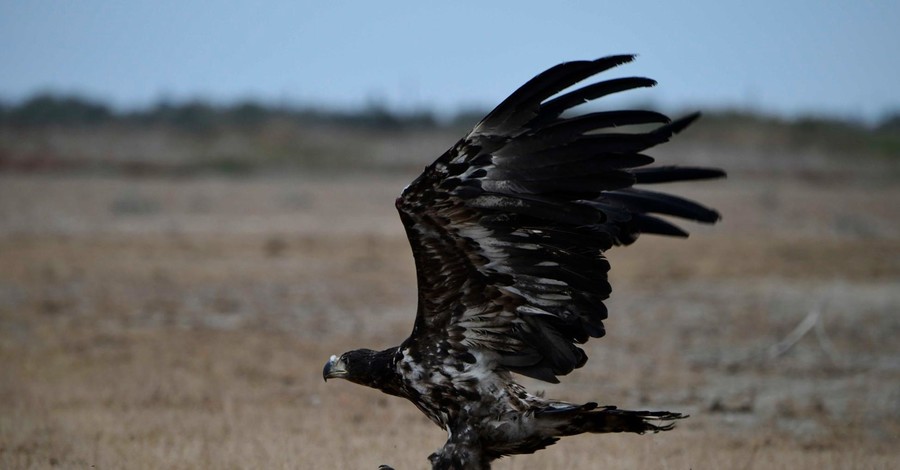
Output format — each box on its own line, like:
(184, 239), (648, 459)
(536, 76), (659, 124)
(466, 193), (601, 225)
(528, 110), (672, 143)
(475, 55), (637, 135)
(398, 56), (724, 383)
(492, 152), (654, 172)
(632, 166), (727, 184)
(603, 189), (722, 223)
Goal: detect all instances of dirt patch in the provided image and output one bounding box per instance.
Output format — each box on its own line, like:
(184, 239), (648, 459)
(1, 173), (898, 468)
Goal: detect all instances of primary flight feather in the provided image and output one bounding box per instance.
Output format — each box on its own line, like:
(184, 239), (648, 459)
(323, 55), (725, 470)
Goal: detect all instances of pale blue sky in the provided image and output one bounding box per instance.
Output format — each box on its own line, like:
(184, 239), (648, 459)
(2, 1), (898, 121)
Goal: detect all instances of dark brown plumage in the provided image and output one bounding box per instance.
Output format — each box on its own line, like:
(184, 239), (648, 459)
(323, 55), (725, 470)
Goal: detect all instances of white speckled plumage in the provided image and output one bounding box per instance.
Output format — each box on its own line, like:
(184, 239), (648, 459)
(324, 55), (725, 470)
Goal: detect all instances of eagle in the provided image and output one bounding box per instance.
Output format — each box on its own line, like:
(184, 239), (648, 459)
(323, 55), (724, 470)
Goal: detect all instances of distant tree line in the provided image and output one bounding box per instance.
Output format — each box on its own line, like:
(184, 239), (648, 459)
(0, 95), (115, 127)
(0, 93), (468, 132)
(1, 93), (897, 156)
(1, 93), (896, 176)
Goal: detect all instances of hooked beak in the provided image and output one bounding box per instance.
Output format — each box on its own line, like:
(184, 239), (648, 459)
(323, 354), (347, 382)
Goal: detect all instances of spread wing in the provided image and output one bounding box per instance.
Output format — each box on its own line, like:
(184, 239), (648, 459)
(396, 55), (724, 383)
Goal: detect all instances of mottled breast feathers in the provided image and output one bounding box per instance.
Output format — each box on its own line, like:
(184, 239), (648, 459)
(395, 55), (724, 383)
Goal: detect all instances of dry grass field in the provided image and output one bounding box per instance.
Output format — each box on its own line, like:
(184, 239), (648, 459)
(1, 138), (899, 468)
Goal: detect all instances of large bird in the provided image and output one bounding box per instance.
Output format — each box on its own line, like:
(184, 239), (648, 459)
(323, 55), (724, 470)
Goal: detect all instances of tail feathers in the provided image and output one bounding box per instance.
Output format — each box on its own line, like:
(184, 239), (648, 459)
(544, 403), (687, 436)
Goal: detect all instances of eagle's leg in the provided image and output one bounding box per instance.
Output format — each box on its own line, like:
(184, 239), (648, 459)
(428, 424), (490, 470)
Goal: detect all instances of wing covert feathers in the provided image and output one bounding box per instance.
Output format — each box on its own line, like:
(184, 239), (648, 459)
(397, 55), (724, 383)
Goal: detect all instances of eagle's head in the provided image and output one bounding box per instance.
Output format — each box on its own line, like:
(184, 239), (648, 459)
(323, 348), (400, 392)
(322, 351), (360, 382)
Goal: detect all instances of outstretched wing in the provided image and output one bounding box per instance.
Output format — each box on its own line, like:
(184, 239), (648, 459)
(396, 55), (724, 383)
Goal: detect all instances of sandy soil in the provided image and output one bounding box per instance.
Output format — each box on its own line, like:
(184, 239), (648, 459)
(1, 166), (898, 468)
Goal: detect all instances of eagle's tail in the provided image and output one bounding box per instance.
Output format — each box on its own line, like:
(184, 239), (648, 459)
(539, 402), (686, 436)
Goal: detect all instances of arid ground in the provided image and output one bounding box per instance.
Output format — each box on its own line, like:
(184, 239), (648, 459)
(1, 136), (899, 468)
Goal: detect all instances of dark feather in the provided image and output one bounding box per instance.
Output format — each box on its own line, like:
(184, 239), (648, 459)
(632, 166), (727, 184)
(396, 55), (724, 384)
(491, 152), (655, 172)
(329, 55), (722, 469)
(475, 55), (637, 135)
(536, 76), (659, 123)
(603, 188), (721, 223)
(528, 110), (672, 142)
(631, 213), (690, 238)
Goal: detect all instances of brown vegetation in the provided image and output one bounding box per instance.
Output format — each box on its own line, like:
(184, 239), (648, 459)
(1, 121), (899, 468)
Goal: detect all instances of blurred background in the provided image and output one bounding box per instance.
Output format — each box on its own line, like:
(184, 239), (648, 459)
(1, 1), (898, 468)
